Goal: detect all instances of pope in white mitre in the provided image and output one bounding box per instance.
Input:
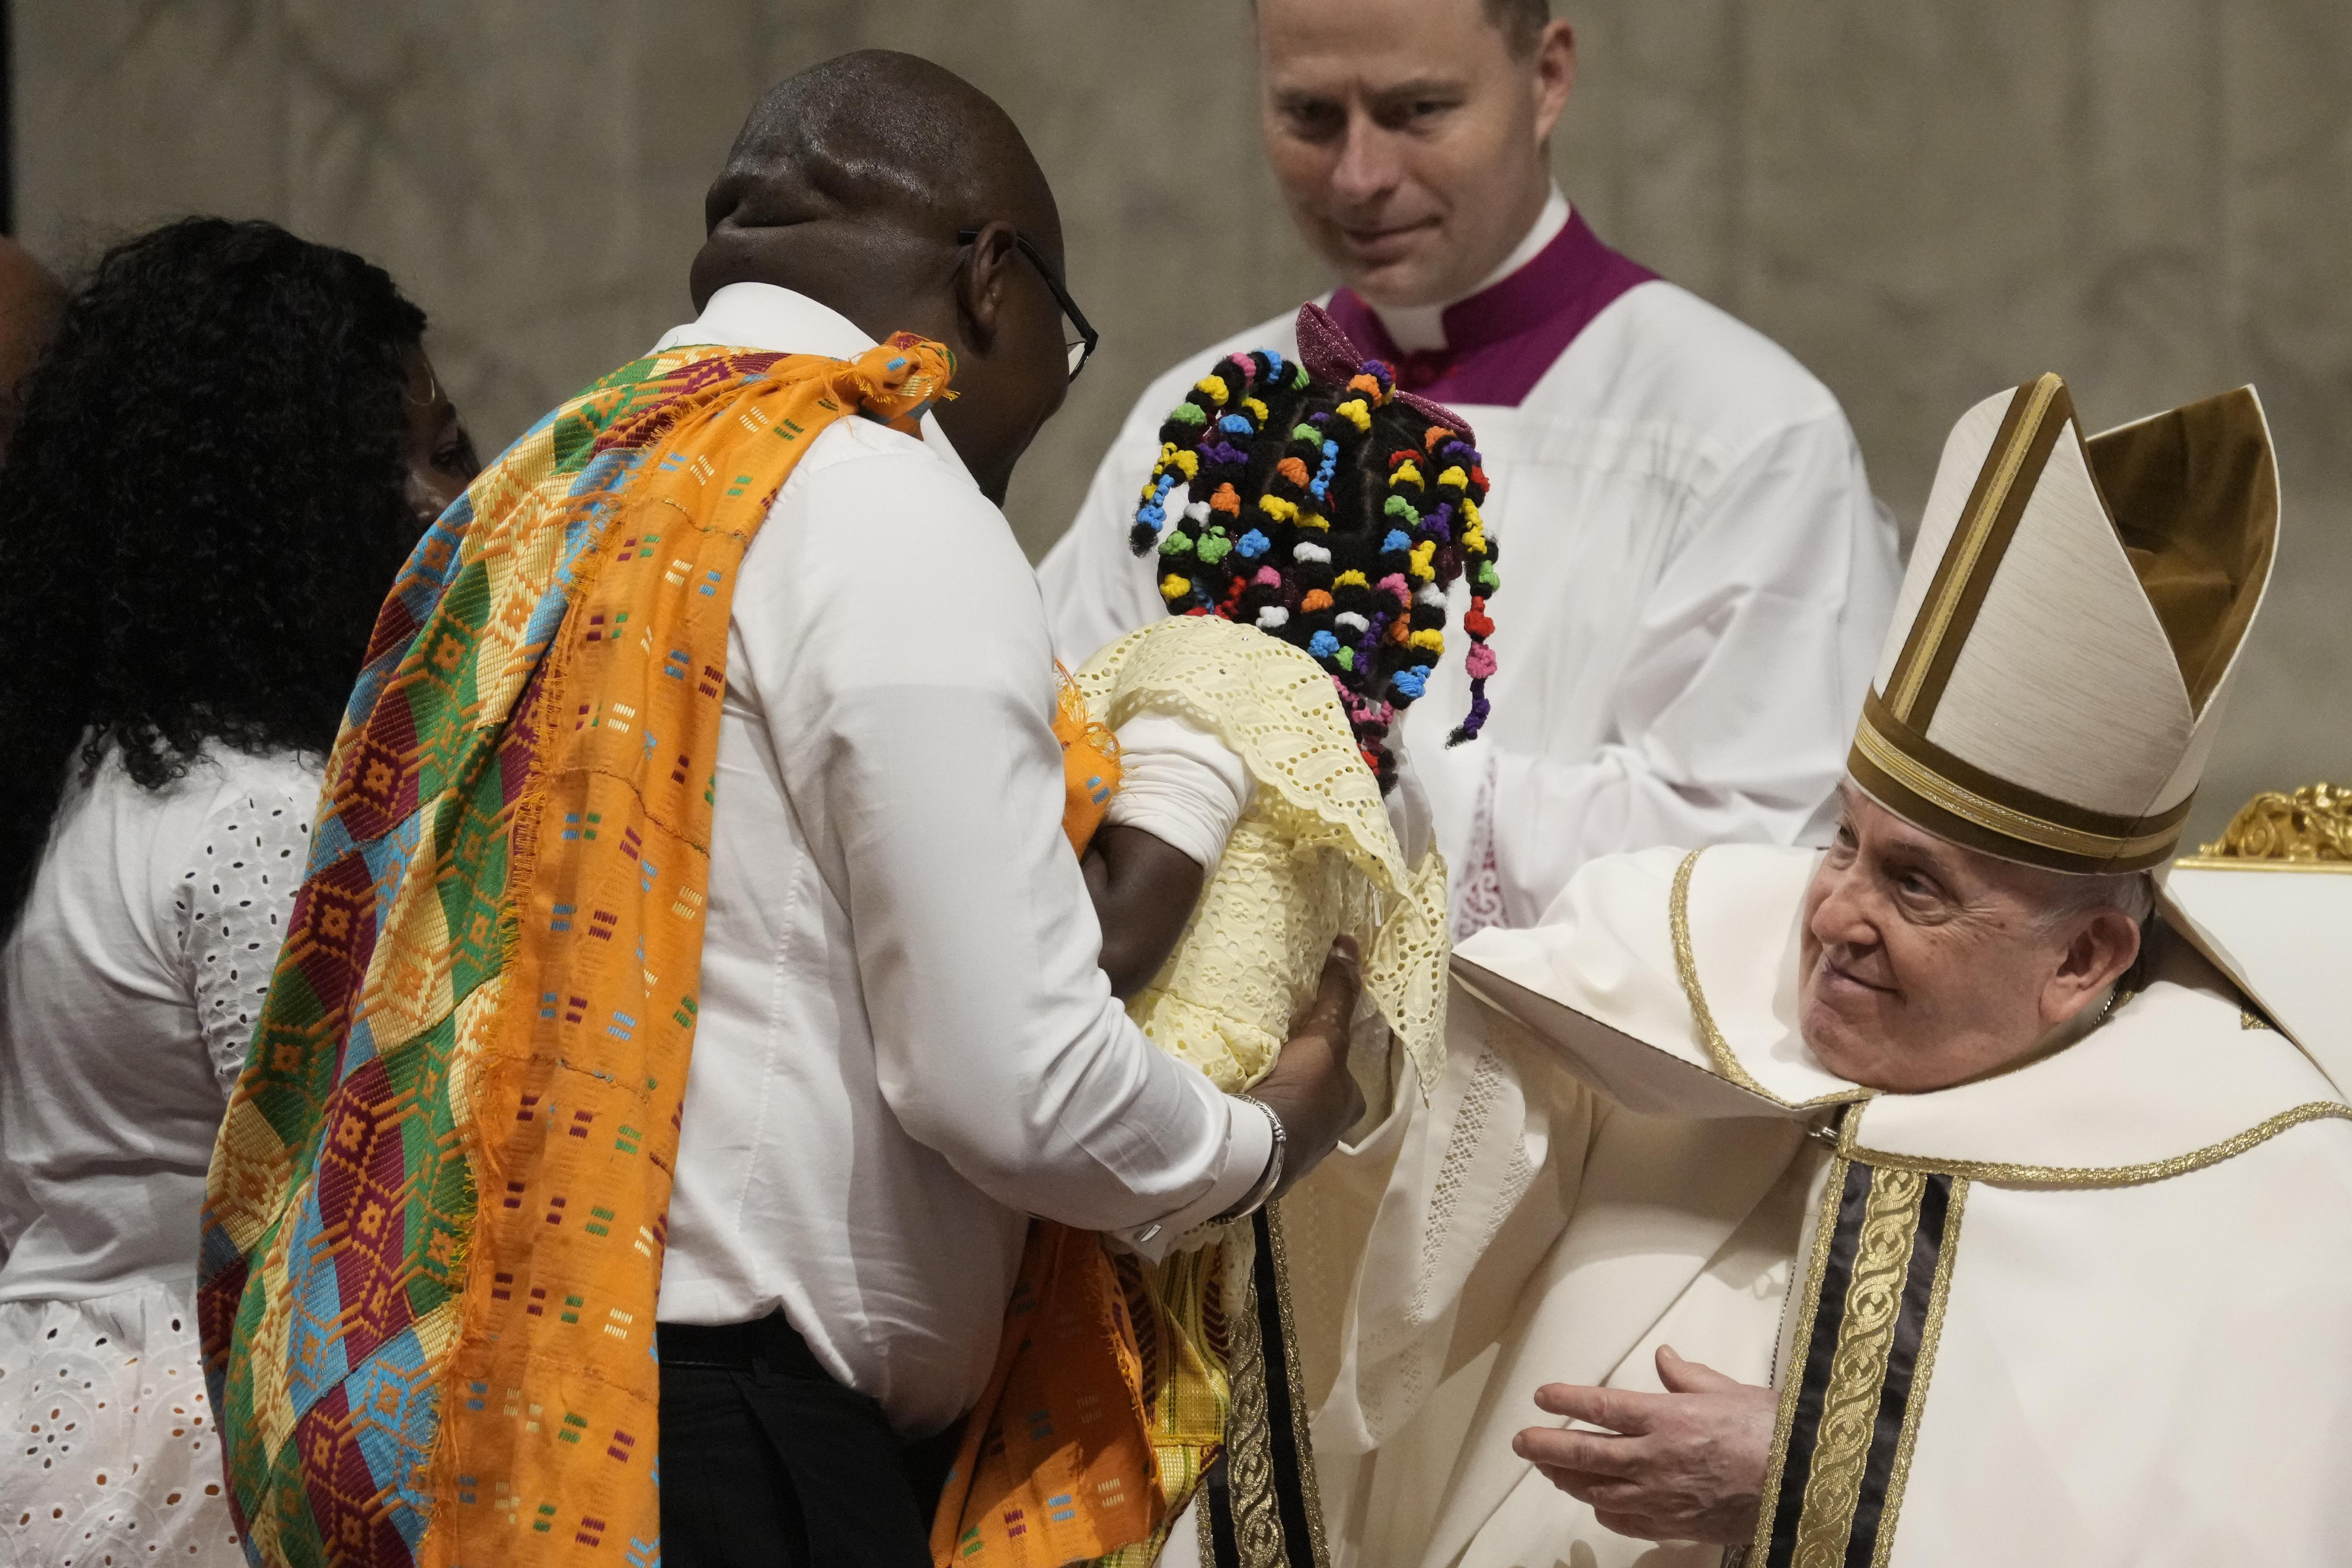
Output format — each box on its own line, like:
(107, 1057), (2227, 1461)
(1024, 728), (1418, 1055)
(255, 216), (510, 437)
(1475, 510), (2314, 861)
(1311, 374), (2352, 1566)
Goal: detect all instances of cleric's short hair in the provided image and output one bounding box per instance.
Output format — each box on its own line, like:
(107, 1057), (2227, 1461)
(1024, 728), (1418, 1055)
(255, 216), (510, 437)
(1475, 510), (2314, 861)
(1487, 0), (1553, 56)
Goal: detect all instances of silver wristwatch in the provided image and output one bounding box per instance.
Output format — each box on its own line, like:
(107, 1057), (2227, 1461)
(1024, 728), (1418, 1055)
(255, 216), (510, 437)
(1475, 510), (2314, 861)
(1228, 1094), (1287, 1217)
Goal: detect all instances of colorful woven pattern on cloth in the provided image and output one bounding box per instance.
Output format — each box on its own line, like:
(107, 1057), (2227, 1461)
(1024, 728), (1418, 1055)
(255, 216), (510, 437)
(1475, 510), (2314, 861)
(1055, 666), (1121, 858)
(197, 333), (956, 1568)
(932, 1223), (1168, 1566)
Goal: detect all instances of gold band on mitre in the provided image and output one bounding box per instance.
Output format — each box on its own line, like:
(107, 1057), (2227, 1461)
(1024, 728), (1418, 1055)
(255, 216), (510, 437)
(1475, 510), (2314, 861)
(1849, 374), (2277, 876)
(1849, 692), (2196, 874)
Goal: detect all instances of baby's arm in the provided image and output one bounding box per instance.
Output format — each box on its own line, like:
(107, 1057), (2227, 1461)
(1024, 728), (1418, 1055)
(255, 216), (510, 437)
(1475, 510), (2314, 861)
(1082, 708), (1253, 1000)
(1083, 826), (1205, 999)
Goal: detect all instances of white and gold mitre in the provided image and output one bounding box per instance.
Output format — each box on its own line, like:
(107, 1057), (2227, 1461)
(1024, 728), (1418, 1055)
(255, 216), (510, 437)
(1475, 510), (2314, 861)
(1850, 374), (2278, 873)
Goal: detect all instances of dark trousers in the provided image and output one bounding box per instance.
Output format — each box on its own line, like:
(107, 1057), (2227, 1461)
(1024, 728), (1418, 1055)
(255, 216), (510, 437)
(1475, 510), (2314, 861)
(657, 1315), (962, 1568)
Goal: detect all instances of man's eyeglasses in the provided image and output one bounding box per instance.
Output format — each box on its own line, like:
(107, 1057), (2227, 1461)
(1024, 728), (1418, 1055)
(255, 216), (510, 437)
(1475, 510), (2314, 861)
(957, 228), (1099, 383)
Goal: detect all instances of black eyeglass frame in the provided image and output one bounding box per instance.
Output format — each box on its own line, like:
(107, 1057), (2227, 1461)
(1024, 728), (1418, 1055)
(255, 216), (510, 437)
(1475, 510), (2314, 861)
(957, 226), (1099, 383)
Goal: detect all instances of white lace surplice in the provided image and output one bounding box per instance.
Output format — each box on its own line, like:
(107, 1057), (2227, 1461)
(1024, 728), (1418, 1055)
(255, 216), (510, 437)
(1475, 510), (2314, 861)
(0, 746), (316, 1567)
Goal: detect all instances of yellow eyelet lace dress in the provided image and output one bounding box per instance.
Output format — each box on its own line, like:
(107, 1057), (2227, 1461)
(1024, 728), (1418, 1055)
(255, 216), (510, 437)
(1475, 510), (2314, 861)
(1080, 617), (1448, 1100)
(1082, 613), (1450, 1565)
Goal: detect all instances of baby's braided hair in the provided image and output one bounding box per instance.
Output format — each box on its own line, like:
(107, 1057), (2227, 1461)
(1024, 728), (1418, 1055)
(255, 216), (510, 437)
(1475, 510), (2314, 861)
(1130, 348), (1500, 792)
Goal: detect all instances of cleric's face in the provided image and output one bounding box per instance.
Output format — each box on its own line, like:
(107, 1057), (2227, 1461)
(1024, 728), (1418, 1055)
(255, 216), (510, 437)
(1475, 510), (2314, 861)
(1797, 786), (2135, 1094)
(1254, 0), (1571, 308)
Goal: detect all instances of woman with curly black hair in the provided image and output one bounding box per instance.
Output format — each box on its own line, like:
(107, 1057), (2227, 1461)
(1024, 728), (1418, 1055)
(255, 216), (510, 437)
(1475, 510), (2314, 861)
(0, 217), (476, 1565)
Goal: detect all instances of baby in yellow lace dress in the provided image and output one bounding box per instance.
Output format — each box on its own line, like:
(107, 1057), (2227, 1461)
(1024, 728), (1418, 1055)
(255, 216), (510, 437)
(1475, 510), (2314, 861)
(1020, 312), (1499, 1566)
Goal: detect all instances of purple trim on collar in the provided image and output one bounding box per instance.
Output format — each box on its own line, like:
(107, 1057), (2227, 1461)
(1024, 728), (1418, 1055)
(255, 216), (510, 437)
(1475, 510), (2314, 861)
(1325, 210), (1657, 408)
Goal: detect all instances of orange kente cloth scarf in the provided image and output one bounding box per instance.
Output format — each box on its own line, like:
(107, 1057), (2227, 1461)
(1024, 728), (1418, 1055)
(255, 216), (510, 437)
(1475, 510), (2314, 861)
(935, 686), (1226, 1566)
(201, 335), (953, 1566)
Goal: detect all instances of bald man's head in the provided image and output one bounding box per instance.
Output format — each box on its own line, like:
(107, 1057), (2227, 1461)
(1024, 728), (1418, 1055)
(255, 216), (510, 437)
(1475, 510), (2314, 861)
(691, 50), (1061, 314)
(691, 51), (1073, 504)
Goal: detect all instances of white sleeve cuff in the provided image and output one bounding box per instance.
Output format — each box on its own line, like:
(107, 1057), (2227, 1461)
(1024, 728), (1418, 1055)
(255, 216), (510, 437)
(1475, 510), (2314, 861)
(1386, 735), (1436, 869)
(1102, 707), (1252, 869)
(1110, 1080), (1275, 1262)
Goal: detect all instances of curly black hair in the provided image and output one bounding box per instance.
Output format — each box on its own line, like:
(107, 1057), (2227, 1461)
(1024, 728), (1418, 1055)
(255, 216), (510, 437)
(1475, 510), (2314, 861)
(0, 217), (431, 943)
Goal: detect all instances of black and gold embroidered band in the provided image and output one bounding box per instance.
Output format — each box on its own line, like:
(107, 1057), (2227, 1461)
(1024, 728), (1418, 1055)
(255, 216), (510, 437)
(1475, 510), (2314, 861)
(1199, 1205), (1329, 1568)
(1754, 1159), (1968, 1568)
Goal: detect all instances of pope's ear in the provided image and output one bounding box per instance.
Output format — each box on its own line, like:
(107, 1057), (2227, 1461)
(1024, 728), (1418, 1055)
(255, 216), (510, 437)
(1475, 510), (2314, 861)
(2046, 907), (2142, 1024)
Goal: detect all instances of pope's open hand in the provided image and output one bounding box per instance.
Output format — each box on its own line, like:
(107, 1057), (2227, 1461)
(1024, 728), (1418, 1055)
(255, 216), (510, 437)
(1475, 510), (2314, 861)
(1244, 935), (1365, 1200)
(1513, 1346), (1776, 1545)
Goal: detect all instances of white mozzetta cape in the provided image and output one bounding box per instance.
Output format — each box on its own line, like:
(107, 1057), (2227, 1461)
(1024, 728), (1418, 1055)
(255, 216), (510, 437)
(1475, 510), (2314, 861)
(1324, 844), (2352, 1568)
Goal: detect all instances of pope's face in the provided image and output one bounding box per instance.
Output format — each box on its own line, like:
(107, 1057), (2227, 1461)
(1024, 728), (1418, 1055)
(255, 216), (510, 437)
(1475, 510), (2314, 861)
(1798, 788), (2140, 1094)
(1255, 0), (1574, 308)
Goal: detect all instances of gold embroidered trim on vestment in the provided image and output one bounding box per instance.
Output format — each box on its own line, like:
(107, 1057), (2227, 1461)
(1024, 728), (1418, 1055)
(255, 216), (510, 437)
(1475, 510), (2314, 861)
(1196, 1461), (1218, 1563)
(1670, 849), (1868, 1112)
(1216, 1225), (1285, 1568)
(1749, 1156), (1850, 1565)
(1842, 1100), (2352, 1188)
(1790, 1168), (1928, 1568)
(1852, 713), (2184, 863)
(1888, 373), (2062, 719)
(1671, 849), (1772, 1098)
(1868, 1176), (1968, 1568)
(1261, 1204), (1329, 1568)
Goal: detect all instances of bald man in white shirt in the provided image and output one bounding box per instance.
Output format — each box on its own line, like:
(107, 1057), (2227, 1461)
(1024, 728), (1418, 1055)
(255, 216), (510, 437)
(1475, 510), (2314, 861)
(642, 53), (1363, 1568)
(1039, 0), (1901, 935)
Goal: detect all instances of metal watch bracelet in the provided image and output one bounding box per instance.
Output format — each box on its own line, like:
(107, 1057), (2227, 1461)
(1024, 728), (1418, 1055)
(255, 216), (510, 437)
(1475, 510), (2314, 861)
(1230, 1093), (1287, 1217)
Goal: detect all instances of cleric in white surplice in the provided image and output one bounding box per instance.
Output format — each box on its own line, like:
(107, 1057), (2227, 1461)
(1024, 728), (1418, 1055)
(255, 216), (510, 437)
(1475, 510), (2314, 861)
(1035, 0), (1901, 935)
(1316, 375), (2352, 1566)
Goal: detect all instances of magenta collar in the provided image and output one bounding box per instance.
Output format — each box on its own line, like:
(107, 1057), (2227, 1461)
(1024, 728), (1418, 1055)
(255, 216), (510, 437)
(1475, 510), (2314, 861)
(1324, 210), (1657, 409)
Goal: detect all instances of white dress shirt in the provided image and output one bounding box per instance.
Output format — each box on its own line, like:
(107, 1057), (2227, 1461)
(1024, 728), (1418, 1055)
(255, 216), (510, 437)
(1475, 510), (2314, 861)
(648, 285), (1270, 1439)
(1039, 202), (1900, 933)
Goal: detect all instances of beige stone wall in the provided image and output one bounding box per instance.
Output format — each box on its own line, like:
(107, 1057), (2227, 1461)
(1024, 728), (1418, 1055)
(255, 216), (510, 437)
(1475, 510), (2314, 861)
(19, 1), (2348, 846)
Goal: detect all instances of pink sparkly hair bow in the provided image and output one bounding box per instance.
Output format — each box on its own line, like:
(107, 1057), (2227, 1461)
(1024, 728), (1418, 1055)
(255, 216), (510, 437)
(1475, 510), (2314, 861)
(1293, 302), (1480, 447)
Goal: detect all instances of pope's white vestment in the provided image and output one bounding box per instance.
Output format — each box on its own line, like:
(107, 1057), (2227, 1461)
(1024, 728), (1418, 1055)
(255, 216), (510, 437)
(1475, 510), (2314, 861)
(1316, 844), (2352, 1567)
(1038, 198), (1901, 932)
